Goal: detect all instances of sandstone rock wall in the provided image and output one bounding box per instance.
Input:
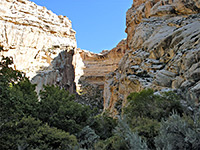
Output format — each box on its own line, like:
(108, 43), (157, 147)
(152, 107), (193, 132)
(104, 0), (200, 115)
(73, 39), (127, 92)
(0, 0), (77, 94)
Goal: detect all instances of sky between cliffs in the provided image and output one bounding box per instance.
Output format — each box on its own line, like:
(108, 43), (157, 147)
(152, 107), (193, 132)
(31, 0), (132, 53)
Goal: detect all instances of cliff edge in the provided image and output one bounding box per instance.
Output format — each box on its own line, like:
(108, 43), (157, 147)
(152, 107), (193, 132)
(104, 0), (200, 115)
(0, 0), (77, 93)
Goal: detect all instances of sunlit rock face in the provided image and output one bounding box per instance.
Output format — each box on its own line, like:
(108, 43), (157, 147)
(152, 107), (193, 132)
(0, 0), (76, 93)
(104, 0), (200, 115)
(73, 39), (127, 92)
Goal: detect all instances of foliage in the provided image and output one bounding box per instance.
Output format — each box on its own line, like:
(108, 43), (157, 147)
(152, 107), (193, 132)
(94, 136), (120, 150)
(77, 126), (99, 149)
(114, 117), (148, 150)
(123, 89), (183, 149)
(38, 85), (92, 134)
(89, 112), (117, 140)
(0, 56), (25, 87)
(131, 117), (160, 149)
(0, 116), (78, 150)
(155, 113), (200, 150)
(95, 118), (148, 150)
(124, 89), (183, 121)
(0, 56), (38, 123)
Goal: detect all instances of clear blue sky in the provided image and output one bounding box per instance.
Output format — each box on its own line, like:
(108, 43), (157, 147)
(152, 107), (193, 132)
(31, 0), (132, 53)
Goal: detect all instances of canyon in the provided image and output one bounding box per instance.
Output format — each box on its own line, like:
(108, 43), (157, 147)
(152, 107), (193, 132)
(0, 0), (200, 115)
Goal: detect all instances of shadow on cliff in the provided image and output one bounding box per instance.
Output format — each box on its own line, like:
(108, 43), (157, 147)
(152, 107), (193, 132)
(31, 46), (76, 95)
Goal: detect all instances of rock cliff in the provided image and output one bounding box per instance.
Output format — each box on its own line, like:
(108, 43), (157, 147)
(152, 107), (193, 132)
(73, 39), (127, 92)
(1, 0), (199, 114)
(104, 0), (200, 115)
(0, 0), (76, 93)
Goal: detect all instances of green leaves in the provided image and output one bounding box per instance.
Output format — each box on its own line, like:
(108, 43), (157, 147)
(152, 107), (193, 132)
(155, 113), (200, 150)
(114, 117), (148, 150)
(38, 85), (92, 134)
(78, 126), (100, 149)
(0, 57), (38, 123)
(125, 89), (183, 121)
(0, 117), (78, 150)
(123, 89), (184, 149)
(89, 113), (117, 140)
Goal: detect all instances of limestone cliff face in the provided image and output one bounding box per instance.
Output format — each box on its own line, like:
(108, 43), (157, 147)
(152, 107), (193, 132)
(73, 39), (127, 92)
(0, 0), (76, 93)
(104, 0), (200, 115)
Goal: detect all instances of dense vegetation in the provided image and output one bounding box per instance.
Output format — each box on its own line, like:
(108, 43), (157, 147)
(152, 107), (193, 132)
(0, 55), (200, 150)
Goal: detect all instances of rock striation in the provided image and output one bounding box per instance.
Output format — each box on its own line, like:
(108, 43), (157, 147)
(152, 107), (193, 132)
(73, 39), (127, 92)
(104, 0), (200, 115)
(0, 0), (76, 94)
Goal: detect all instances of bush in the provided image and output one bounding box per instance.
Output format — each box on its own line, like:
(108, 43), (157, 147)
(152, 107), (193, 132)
(77, 126), (99, 149)
(0, 116), (77, 150)
(123, 89), (183, 149)
(155, 113), (200, 150)
(114, 117), (148, 150)
(0, 56), (38, 123)
(89, 112), (117, 140)
(94, 136), (121, 150)
(124, 89), (183, 121)
(95, 117), (148, 150)
(38, 85), (92, 134)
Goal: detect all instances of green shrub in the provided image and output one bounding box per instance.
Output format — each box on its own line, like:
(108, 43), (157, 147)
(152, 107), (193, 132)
(38, 85), (92, 134)
(89, 112), (117, 140)
(78, 126), (99, 149)
(114, 117), (148, 150)
(123, 89), (183, 149)
(131, 117), (160, 149)
(0, 56), (38, 123)
(95, 117), (148, 150)
(0, 116), (77, 150)
(94, 136), (122, 150)
(155, 113), (200, 150)
(124, 89), (183, 121)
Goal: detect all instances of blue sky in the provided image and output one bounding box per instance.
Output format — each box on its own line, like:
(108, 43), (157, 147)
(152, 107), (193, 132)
(31, 0), (132, 53)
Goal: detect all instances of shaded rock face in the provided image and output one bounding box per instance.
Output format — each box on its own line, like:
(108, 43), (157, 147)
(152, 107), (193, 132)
(104, 0), (200, 115)
(73, 39), (127, 92)
(0, 0), (76, 94)
(32, 48), (76, 94)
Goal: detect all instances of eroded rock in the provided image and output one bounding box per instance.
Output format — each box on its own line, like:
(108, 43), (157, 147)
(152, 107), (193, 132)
(0, 0), (77, 94)
(104, 0), (200, 115)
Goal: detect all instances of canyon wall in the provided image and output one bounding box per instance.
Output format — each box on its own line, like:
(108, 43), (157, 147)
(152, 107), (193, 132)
(73, 39), (127, 92)
(1, 0), (199, 114)
(0, 0), (127, 96)
(0, 0), (77, 93)
(104, 0), (200, 115)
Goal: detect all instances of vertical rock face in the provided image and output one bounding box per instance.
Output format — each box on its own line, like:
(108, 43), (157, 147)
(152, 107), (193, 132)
(73, 39), (127, 92)
(0, 0), (77, 93)
(104, 0), (200, 115)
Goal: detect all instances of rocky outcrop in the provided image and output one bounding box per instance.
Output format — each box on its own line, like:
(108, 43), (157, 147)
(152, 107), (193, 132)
(73, 39), (127, 92)
(0, 0), (76, 94)
(104, 0), (200, 115)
